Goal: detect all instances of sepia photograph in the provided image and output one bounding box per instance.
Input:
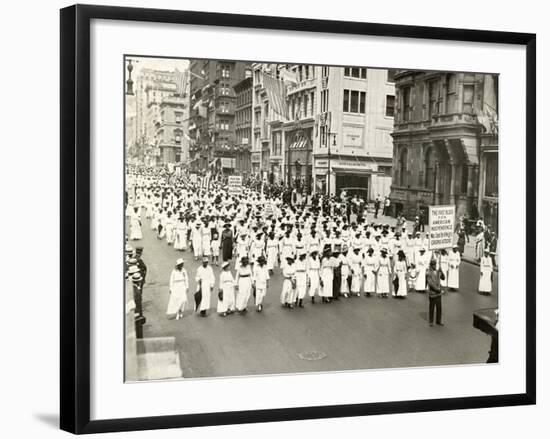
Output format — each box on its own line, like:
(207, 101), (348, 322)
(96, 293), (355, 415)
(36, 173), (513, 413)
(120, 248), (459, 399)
(124, 56), (499, 382)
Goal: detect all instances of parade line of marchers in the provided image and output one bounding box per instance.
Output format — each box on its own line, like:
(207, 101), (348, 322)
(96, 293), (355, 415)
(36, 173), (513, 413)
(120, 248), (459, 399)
(125, 166), (496, 328)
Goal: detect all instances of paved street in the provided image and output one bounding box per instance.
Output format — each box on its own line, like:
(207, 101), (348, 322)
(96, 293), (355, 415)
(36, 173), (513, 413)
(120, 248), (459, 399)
(132, 215), (498, 379)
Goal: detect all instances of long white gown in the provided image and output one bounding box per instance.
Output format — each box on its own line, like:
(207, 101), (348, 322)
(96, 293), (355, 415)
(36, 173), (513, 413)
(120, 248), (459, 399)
(415, 253), (429, 291)
(479, 256), (493, 293)
(320, 258), (333, 298)
(393, 259), (408, 297)
(362, 255), (378, 293)
(266, 239), (278, 270)
(129, 212), (142, 240)
(253, 264), (270, 305)
(235, 265), (253, 310)
(195, 265), (215, 311)
(307, 257), (320, 297)
(376, 256), (391, 294)
(295, 259), (308, 300)
(447, 250), (461, 289)
(166, 269), (188, 315)
(217, 270), (236, 313)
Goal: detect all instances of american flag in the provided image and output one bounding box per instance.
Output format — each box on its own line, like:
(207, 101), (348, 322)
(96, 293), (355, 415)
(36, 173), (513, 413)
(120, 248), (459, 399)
(262, 72), (288, 121)
(174, 68), (187, 96)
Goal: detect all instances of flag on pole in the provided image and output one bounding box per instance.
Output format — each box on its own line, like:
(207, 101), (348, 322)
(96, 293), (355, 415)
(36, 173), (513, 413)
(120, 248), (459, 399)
(262, 72), (288, 121)
(174, 68), (187, 96)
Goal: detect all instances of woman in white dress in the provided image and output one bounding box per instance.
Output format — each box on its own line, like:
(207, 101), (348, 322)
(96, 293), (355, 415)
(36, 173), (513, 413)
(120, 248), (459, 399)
(173, 218), (188, 251)
(217, 261), (236, 316)
(253, 255), (270, 312)
(349, 247), (363, 297)
(415, 248), (429, 292)
(129, 207), (142, 240)
(438, 249), (450, 288)
(210, 231), (221, 266)
(393, 250), (408, 298)
(376, 248), (391, 298)
(165, 212), (175, 245)
(362, 247), (378, 297)
(447, 246), (461, 290)
(320, 250), (334, 303)
(307, 250), (321, 303)
(195, 256), (215, 317)
(266, 232), (279, 273)
(166, 258), (189, 319)
(235, 257), (253, 313)
(478, 249), (493, 295)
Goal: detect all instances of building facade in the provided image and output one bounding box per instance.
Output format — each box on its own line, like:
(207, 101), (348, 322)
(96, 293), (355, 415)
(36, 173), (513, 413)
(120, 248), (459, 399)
(133, 68), (187, 166)
(312, 66), (395, 199)
(390, 71), (498, 225)
(188, 60), (251, 174)
(233, 75), (253, 175)
(156, 95), (188, 164)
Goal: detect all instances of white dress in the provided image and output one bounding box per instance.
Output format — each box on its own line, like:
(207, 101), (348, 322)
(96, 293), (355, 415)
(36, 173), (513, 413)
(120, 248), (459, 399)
(253, 265), (270, 305)
(376, 257), (391, 294)
(217, 270), (236, 313)
(447, 251), (461, 289)
(320, 258), (333, 298)
(307, 257), (320, 297)
(393, 259), (408, 297)
(195, 265), (215, 311)
(235, 265), (253, 310)
(173, 223), (187, 250)
(166, 269), (188, 315)
(281, 264), (297, 303)
(349, 252), (362, 293)
(439, 254), (450, 287)
(266, 239), (279, 270)
(295, 259), (308, 300)
(363, 255), (378, 293)
(479, 256), (493, 293)
(415, 253), (429, 291)
(129, 212), (142, 240)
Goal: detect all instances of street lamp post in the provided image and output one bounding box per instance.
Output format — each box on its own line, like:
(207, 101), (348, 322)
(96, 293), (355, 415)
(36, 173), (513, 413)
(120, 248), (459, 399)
(327, 131), (337, 197)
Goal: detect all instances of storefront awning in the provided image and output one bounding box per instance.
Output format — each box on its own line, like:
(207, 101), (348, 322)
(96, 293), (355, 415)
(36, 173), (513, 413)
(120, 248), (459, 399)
(331, 166), (378, 175)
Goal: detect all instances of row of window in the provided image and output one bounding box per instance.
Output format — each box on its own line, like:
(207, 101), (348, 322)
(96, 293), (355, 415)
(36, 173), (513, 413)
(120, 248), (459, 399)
(343, 67), (396, 83)
(289, 91), (316, 119)
(397, 146), (472, 194)
(400, 74), (478, 121)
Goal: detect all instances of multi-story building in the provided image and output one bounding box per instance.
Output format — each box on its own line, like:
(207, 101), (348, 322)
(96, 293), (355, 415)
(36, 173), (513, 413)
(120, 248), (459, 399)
(283, 64), (317, 193)
(233, 74), (253, 175)
(156, 95), (188, 164)
(390, 71), (498, 225)
(188, 60), (251, 174)
(312, 66), (395, 199)
(133, 68), (187, 166)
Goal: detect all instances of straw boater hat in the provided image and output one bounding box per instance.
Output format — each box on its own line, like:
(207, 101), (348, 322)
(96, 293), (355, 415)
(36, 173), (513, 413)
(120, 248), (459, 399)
(125, 244), (133, 254)
(131, 273), (143, 283)
(127, 258), (138, 266)
(175, 258), (184, 267)
(127, 265), (140, 275)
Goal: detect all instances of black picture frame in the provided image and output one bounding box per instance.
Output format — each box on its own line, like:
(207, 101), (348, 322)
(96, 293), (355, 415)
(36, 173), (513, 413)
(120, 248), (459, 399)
(60, 4), (536, 434)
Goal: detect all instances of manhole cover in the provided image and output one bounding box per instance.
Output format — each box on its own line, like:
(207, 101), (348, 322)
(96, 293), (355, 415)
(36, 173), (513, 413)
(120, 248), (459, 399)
(298, 351), (327, 361)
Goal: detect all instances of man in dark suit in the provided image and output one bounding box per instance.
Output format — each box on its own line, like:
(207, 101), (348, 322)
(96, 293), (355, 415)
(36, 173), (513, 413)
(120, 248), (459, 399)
(426, 259), (445, 326)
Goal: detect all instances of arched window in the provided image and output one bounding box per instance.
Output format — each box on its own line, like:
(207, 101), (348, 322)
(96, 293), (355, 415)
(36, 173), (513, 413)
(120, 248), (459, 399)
(424, 147), (437, 190)
(399, 147), (408, 186)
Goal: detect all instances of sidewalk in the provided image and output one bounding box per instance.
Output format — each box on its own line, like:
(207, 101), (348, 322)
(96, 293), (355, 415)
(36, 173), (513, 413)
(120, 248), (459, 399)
(366, 213), (497, 270)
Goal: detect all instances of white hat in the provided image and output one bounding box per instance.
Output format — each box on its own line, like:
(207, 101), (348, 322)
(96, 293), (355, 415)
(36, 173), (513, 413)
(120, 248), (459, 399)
(128, 265), (140, 274)
(175, 258), (184, 266)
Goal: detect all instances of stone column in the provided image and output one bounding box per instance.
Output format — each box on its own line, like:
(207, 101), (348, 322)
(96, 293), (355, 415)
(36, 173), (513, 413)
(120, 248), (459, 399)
(449, 162), (456, 205)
